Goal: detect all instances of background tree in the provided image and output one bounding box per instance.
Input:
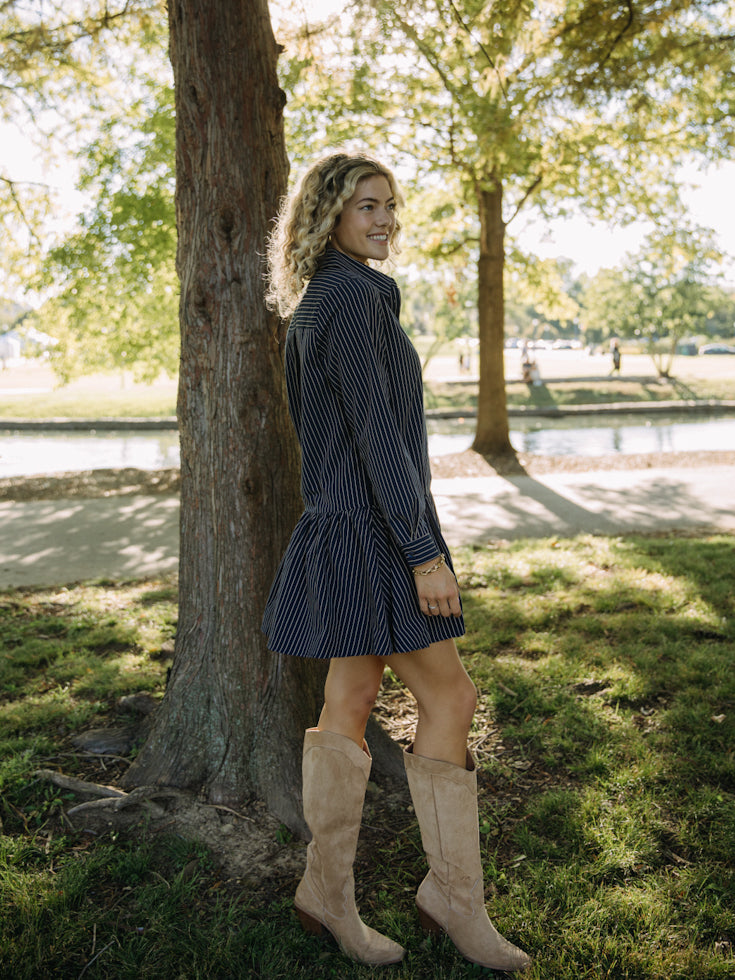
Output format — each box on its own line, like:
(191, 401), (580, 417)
(279, 0), (735, 454)
(580, 225), (727, 376)
(504, 254), (580, 342)
(33, 84), (179, 381)
(699, 285), (735, 339)
(0, 1), (179, 380)
(0, 0), (163, 288)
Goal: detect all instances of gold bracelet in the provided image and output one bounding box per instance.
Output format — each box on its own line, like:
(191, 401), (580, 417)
(413, 554), (446, 577)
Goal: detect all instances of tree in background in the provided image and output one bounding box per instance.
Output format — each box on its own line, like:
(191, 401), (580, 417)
(699, 285), (735, 340)
(35, 84), (179, 381)
(580, 225), (726, 376)
(280, 0), (735, 454)
(504, 255), (579, 342)
(0, 1), (179, 380)
(0, 0), (163, 287)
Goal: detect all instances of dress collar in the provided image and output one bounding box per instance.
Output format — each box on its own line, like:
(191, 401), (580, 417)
(318, 246), (399, 301)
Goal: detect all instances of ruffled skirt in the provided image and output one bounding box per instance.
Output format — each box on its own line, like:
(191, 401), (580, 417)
(261, 504), (464, 659)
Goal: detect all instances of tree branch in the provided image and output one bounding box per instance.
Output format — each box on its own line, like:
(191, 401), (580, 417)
(366, 0), (461, 101)
(1, 0), (153, 49)
(0, 174), (48, 245)
(446, 0), (508, 100)
(597, 0), (635, 71)
(505, 173), (544, 226)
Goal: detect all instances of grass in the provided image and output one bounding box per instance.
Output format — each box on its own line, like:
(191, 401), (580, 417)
(1, 535), (735, 978)
(0, 389), (178, 420)
(0, 368), (178, 420)
(424, 375), (734, 412)
(1, 355), (732, 421)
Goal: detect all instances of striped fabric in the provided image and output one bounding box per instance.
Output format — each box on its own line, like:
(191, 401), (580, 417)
(261, 246), (464, 659)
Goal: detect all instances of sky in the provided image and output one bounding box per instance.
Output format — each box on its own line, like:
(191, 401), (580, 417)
(514, 163), (735, 278)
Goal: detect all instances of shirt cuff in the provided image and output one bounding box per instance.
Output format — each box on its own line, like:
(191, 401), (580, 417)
(401, 533), (441, 568)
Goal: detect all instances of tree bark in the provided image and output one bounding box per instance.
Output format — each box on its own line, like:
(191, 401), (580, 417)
(472, 181), (514, 457)
(122, 0), (325, 835)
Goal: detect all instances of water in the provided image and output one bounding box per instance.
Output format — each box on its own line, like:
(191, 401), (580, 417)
(0, 430), (180, 477)
(0, 414), (733, 477)
(428, 412), (735, 457)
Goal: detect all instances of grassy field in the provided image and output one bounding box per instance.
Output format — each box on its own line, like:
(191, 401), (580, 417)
(1, 534), (734, 978)
(424, 374), (734, 412)
(0, 353), (733, 420)
(0, 366), (179, 420)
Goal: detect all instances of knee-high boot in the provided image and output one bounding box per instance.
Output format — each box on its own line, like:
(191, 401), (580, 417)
(294, 729), (405, 965)
(404, 745), (531, 972)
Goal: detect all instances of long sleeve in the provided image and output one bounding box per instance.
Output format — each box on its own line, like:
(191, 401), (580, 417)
(324, 278), (440, 567)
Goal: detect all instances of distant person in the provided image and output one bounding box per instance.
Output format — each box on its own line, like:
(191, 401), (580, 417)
(520, 340), (532, 381)
(610, 339), (621, 374)
(521, 340), (540, 386)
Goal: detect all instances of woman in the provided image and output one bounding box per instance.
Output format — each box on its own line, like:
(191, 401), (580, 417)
(262, 152), (530, 972)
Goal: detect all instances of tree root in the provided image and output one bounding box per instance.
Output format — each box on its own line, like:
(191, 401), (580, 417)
(34, 770), (193, 830)
(34, 768), (126, 800)
(31, 768), (305, 882)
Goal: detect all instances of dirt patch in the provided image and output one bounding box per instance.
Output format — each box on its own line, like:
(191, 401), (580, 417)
(36, 680), (554, 890)
(0, 467), (181, 502)
(430, 448), (735, 479)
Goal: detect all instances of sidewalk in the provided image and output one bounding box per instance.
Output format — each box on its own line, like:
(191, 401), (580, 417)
(1, 462), (733, 589)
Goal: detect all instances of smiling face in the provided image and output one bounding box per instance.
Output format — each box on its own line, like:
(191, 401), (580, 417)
(331, 175), (397, 264)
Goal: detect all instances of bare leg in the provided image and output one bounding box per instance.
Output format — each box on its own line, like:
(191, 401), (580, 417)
(317, 654), (387, 746)
(386, 638), (476, 767)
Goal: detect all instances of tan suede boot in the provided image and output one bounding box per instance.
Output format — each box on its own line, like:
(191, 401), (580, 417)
(294, 729), (405, 965)
(404, 746), (531, 973)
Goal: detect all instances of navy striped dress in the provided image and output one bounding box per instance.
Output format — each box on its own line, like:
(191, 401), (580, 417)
(261, 246), (464, 659)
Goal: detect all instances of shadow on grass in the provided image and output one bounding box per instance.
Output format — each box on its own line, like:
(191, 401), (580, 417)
(2, 538), (735, 979)
(669, 376), (702, 400)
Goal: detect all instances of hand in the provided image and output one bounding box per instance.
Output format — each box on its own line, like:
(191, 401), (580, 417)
(414, 562), (462, 618)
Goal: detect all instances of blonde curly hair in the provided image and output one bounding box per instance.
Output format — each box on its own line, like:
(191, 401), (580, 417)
(266, 152), (404, 318)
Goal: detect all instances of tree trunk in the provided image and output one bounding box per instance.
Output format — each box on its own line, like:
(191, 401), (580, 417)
(122, 0), (325, 835)
(471, 181), (514, 457)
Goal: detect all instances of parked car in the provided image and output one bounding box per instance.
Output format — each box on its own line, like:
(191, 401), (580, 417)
(676, 341), (698, 356)
(698, 343), (735, 355)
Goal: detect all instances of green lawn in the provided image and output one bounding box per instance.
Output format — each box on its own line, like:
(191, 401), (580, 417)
(424, 375), (734, 412)
(1, 357), (732, 420)
(1, 534), (734, 978)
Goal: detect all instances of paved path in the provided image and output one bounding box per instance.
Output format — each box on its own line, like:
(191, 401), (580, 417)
(1, 463), (732, 589)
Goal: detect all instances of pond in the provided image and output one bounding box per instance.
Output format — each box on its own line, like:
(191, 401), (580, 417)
(427, 412), (735, 458)
(0, 413), (733, 478)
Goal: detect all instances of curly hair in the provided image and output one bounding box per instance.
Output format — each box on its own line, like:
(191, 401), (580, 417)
(266, 152), (404, 318)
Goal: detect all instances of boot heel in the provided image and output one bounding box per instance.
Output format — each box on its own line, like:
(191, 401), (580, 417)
(296, 906), (325, 936)
(417, 904), (442, 935)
